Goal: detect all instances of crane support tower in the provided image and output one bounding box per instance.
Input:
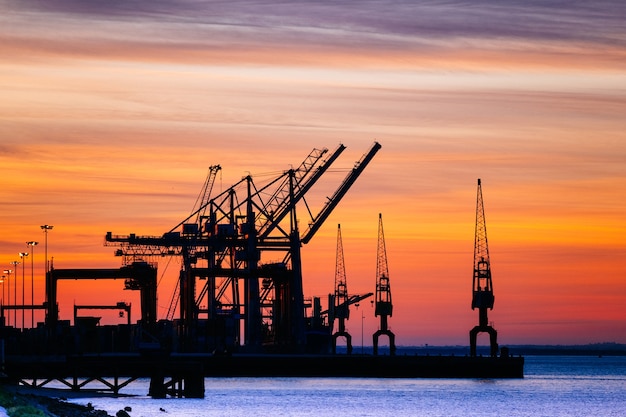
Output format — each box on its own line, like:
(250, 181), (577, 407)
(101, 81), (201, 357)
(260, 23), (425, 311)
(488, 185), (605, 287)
(469, 179), (498, 357)
(330, 224), (352, 354)
(373, 213), (396, 356)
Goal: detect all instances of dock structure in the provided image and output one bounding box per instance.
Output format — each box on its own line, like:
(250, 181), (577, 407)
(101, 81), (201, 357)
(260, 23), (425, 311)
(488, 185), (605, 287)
(5, 354), (205, 398)
(4, 353), (524, 398)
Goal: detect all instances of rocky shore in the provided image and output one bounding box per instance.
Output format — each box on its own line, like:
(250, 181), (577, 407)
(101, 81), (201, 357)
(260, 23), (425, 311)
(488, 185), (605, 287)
(0, 385), (115, 417)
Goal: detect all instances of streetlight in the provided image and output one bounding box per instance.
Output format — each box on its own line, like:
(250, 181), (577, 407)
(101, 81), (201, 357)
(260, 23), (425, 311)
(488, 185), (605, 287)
(0, 275), (4, 325)
(361, 311), (365, 354)
(40, 225), (53, 275)
(27, 241), (38, 329)
(19, 252), (29, 330)
(1, 270), (11, 319)
(9, 261), (19, 327)
(41, 225), (53, 320)
(3, 269), (13, 326)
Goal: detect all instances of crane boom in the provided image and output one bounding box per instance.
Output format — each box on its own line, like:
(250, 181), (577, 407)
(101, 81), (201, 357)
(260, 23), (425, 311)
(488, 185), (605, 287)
(301, 141), (381, 244)
(257, 144), (345, 238)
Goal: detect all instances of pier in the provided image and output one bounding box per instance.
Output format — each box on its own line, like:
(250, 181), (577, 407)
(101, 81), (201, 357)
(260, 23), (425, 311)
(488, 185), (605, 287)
(3, 352), (524, 398)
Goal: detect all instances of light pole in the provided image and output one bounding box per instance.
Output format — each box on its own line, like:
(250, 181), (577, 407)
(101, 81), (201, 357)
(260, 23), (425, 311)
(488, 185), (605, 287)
(41, 225), (53, 320)
(19, 252), (29, 330)
(361, 311), (365, 354)
(1, 270), (10, 307)
(40, 225), (53, 273)
(0, 275), (4, 325)
(3, 269), (13, 326)
(9, 261), (19, 327)
(27, 241), (38, 329)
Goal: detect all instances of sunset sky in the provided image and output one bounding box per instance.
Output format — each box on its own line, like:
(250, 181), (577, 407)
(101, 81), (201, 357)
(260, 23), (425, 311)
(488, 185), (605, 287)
(1, 0), (625, 346)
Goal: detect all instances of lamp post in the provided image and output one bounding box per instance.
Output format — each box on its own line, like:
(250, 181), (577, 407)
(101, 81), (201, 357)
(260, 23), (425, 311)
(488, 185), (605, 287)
(19, 252), (29, 330)
(361, 311), (365, 354)
(3, 269), (12, 326)
(0, 275), (4, 326)
(2, 270), (11, 323)
(40, 225), (53, 274)
(27, 241), (38, 329)
(41, 225), (53, 321)
(9, 261), (19, 327)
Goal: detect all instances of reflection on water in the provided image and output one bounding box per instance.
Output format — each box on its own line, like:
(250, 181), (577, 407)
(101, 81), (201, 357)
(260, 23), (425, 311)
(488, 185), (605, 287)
(55, 356), (626, 417)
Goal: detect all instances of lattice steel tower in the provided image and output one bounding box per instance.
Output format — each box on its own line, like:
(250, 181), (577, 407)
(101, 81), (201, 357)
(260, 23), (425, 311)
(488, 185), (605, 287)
(330, 224), (352, 354)
(373, 213), (396, 355)
(469, 179), (498, 357)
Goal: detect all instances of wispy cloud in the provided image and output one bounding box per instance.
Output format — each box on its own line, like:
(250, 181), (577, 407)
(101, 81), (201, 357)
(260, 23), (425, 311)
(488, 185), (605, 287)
(3, 0), (625, 69)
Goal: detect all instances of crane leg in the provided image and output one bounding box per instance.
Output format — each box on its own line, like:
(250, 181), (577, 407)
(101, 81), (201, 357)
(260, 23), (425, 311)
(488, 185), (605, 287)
(332, 331), (352, 354)
(470, 325), (498, 357)
(373, 329), (396, 356)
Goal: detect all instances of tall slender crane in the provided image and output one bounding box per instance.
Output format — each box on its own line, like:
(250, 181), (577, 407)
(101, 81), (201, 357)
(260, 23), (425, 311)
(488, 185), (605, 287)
(330, 224), (352, 354)
(373, 213), (396, 356)
(469, 178), (498, 357)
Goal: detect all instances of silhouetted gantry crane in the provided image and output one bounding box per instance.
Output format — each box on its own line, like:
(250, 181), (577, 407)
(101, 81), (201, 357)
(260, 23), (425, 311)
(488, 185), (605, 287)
(470, 178), (498, 357)
(105, 142), (381, 353)
(373, 213), (396, 355)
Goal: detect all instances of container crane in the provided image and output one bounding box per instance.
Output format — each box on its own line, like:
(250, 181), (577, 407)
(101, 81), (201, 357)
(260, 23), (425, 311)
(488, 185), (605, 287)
(373, 213), (396, 355)
(105, 142), (381, 353)
(469, 179), (498, 357)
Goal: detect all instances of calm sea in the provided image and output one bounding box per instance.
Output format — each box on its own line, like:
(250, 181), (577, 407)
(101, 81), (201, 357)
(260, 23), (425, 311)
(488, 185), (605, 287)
(64, 356), (625, 417)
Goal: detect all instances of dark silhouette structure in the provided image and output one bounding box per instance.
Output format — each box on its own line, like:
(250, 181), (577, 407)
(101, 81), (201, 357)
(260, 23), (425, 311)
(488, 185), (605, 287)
(105, 142), (381, 353)
(330, 224), (352, 354)
(373, 213), (396, 355)
(469, 179), (498, 357)
(46, 262), (158, 330)
(0, 149), (526, 399)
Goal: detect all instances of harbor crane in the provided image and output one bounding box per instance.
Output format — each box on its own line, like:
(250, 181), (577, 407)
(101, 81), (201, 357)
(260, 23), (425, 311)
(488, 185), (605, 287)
(373, 213), (396, 355)
(329, 224), (352, 354)
(105, 142), (381, 353)
(328, 224), (373, 354)
(469, 178), (498, 357)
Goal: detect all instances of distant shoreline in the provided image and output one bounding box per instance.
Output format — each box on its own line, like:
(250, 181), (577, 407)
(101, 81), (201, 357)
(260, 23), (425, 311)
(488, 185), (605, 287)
(342, 343), (626, 356)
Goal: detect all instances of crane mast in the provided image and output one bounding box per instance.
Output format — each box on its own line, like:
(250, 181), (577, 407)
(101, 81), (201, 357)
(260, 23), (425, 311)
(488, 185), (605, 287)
(469, 178), (498, 357)
(373, 213), (396, 355)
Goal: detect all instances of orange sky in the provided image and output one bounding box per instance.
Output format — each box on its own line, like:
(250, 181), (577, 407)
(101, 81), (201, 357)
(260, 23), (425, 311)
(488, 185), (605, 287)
(1, 1), (625, 346)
